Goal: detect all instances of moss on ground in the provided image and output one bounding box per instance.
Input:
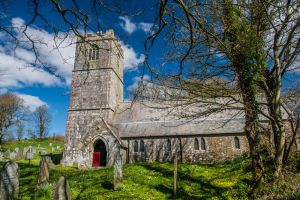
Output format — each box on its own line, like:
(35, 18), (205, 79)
(1, 139), (299, 199)
(0, 157), (252, 200)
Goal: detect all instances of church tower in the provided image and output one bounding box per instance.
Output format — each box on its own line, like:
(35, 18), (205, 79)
(62, 30), (124, 166)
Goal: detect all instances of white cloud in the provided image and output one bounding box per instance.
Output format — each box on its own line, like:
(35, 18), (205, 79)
(16, 93), (48, 111)
(119, 16), (137, 34)
(120, 41), (145, 70)
(139, 22), (152, 33)
(0, 17), (76, 91)
(119, 16), (152, 34)
(0, 52), (60, 88)
(127, 75), (151, 92)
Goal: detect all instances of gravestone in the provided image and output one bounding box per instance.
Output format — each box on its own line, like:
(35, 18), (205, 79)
(16, 150), (23, 160)
(0, 152), (3, 161)
(23, 147), (28, 155)
(53, 176), (71, 200)
(9, 151), (16, 160)
(4, 150), (10, 159)
(26, 152), (34, 160)
(37, 157), (49, 185)
(0, 161), (19, 200)
(113, 151), (122, 189)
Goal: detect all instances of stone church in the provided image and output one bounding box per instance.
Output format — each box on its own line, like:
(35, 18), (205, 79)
(61, 30), (249, 168)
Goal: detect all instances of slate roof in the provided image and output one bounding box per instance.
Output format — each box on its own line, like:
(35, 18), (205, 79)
(110, 101), (250, 138)
(112, 118), (246, 138)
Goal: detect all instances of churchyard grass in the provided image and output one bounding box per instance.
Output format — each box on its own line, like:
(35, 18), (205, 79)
(1, 138), (64, 154)
(0, 157), (253, 199)
(1, 139), (299, 199)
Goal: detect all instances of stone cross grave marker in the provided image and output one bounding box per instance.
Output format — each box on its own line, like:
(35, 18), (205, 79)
(0, 161), (19, 200)
(53, 176), (71, 200)
(114, 151), (123, 189)
(37, 157), (49, 185)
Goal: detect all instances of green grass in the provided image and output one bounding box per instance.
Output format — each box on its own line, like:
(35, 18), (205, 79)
(1, 138), (299, 199)
(0, 157), (252, 200)
(1, 138), (64, 154)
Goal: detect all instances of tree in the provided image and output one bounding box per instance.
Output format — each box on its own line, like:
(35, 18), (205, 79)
(0, 93), (25, 143)
(15, 121), (25, 141)
(143, 0), (268, 192)
(33, 105), (52, 138)
(142, 0), (300, 192)
(282, 83), (300, 163)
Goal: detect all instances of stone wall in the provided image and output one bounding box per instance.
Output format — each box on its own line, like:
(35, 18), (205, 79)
(125, 135), (248, 163)
(62, 30), (250, 168)
(61, 30), (124, 166)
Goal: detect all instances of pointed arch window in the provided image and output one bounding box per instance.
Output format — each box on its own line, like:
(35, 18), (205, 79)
(133, 140), (139, 152)
(194, 138), (199, 150)
(234, 137), (240, 149)
(200, 138), (206, 150)
(88, 48), (100, 61)
(140, 140), (145, 152)
(166, 139), (171, 152)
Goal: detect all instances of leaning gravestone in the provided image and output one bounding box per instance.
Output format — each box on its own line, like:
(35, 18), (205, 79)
(113, 151), (123, 189)
(53, 176), (71, 200)
(37, 157), (49, 185)
(0, 161), (19, 200)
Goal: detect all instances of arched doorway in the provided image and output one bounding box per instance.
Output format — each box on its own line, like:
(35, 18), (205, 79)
(93, 139), (107, 167)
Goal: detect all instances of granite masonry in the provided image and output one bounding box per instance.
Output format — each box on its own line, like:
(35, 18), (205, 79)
(61, 30), (249, 168)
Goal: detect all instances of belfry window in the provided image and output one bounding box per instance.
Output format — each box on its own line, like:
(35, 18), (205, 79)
(234, 137), (240, 149)
(88, 48), (100, 61)
(133, 140), (139, 152)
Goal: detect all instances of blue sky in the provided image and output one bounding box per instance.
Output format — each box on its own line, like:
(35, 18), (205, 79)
(1, 1), (299, 137)
(0, 1), (161, 136)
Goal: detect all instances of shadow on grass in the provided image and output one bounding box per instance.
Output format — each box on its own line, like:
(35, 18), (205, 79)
(140, 162), (246, 199)
(41, 153), (63, 165)
(17, 162), (39, 198)
(101, 180), (114, 190)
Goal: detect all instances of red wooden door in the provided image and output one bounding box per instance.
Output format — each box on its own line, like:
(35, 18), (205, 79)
(92, 152), (100, 167)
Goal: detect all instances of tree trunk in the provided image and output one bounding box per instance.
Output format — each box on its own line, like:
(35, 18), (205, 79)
(283, 118), (299, 164)
(264, 68), (286, 178)
(241, 89), (265, 195)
